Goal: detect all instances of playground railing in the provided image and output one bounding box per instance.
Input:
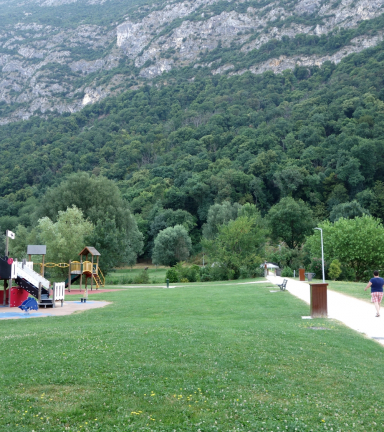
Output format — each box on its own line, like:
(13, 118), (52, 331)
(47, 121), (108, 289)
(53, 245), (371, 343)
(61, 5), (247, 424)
(70, 261), (82, 274)
(83, 261), (98, 274)
(53, 282), (65, 307)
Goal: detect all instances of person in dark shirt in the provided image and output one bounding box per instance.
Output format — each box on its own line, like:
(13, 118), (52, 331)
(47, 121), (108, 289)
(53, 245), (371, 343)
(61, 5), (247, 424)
(364, 270), (384, 317)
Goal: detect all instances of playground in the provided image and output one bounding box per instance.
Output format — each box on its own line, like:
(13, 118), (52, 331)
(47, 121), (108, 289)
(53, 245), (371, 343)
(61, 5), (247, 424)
(0, 278), (384, 431)
(0, 243), (105, 311)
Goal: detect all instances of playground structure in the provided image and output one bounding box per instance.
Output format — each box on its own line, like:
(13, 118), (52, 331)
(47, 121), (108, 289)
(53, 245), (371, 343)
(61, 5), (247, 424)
(40, 246), (105, 291)
(31, 247), (104, 291)
(66, 247), (105, 292)
(0, 255), (65, 308)
(0, 242), (103, 308)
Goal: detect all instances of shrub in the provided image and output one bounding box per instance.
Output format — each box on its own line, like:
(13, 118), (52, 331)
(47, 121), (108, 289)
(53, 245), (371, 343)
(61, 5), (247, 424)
(133, 270), (150, 284)
(281, 266), (294, 277)
(200, 267), (213, 282)
(165, 267), (179, 283)
(340, 264), (356, 281)
(328, 259), (342, 280)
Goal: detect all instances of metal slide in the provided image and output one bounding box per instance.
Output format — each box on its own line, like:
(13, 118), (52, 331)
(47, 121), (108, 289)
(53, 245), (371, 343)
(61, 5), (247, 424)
(64, 273), (81, 288)
(13, 262), (53, 307)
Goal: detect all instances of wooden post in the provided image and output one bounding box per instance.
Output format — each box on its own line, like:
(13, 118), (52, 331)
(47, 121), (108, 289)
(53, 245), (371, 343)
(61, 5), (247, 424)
(8, 276), (12, 308)
(52, 282), (56, 308)
(85, 276), (88, 299)
(41, 254), (45, 277)
(97, 256), (100, 288)
(3, 280), (6, 306)
(80, 255), (83, 292)
(310, 283), (328, 318)
(68, 260), (71, 292)
(91, 255), (94, 291)
(28, 254), (31, 262)
(299, 268), (305, 281)
(38, 282), (42, 305)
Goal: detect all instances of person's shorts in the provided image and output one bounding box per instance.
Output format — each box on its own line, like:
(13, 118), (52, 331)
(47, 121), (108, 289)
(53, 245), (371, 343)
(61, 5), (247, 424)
(371, 292), (383, 303)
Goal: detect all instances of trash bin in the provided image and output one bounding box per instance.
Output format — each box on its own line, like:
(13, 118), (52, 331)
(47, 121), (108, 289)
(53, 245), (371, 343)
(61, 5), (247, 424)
(276, 268), (281, 276)
(309, 283), (328, 318)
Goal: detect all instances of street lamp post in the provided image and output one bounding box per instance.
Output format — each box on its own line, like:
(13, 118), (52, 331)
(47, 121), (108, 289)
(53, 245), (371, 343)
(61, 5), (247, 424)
(314, 227), (325, 283)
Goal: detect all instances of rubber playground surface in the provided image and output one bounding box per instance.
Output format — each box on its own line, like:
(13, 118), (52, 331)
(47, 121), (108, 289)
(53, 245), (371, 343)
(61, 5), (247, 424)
(0, 300), (111, 320)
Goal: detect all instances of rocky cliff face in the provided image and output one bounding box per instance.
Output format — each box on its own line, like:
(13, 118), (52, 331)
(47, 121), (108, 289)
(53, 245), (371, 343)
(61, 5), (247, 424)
(1, 0), (384, 124)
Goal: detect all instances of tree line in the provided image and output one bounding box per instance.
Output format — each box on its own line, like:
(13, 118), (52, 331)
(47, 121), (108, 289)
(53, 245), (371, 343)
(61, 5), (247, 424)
(1, 41), (384, 279)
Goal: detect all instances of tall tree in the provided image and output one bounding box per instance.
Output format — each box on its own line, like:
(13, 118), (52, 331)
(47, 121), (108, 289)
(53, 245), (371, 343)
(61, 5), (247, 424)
(306, 215), (384, 280)
(203, 214), (267, 279)
(36, 172), (143, 268)
(268, 197), (315, 249)
(202, 201), (241, 240)
(152, 225), (192, 266)
(37, 206), (94, 264)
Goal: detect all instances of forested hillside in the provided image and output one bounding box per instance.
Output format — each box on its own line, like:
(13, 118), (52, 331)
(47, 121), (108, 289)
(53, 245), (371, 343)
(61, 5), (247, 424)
(2, 0), (384, 279)
(1, 40), (384, 267)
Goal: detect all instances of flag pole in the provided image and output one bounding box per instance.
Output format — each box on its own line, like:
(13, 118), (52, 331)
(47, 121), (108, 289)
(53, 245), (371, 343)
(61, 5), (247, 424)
(4, 230), (14, 307)
(4, 231), (9, 306)
(5, 230), (9, 257)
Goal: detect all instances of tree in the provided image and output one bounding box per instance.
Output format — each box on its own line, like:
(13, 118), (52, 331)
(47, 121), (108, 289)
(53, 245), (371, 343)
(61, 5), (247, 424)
(86, 218), (143, 274)
(152, 225), (192, 266)
(36, 173), (143, 269)
(202, 201), (241, 239)
(149, 209), (196, 241)
(203, 214), (267, 279)
(37, 206), (94, 264)
(9, 225), (38, 260)
(306, 215), (384, 280)
(329, 200), (369, 222)
(36, 172), (133, 230)
(268, 197), (315, 249)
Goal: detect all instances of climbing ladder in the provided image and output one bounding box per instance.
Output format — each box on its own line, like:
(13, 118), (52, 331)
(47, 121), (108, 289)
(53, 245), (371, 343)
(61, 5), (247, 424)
(93, 268), (105, 289)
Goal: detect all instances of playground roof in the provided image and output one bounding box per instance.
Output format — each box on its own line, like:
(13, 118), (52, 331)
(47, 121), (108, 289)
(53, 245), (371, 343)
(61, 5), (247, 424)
(27, 245), (46, 255)
(79, 247), (100, 257)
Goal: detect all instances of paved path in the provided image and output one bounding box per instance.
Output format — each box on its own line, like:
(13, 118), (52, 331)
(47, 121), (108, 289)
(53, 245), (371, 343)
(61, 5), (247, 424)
(267, 275), (384, 346)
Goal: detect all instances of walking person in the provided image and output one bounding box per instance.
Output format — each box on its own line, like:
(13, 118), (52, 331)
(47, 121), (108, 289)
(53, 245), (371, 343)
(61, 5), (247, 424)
(364, 270), (384, 317)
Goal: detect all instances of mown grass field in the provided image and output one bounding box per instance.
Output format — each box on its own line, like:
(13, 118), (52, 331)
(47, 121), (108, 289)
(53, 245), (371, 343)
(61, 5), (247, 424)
(1, 281), (383, 431)
(106, 265), (169, 285)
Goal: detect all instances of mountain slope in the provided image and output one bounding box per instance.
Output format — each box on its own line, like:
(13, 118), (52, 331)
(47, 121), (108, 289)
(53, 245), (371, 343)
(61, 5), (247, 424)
(1, 0), (384, 124)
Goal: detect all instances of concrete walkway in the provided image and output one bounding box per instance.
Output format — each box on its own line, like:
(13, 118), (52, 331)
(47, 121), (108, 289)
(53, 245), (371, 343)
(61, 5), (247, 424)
(267, 275), (384, 346)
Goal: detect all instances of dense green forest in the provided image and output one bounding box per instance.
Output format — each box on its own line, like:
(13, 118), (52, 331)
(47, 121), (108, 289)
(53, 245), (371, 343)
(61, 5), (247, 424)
(2, 39), (384, 277)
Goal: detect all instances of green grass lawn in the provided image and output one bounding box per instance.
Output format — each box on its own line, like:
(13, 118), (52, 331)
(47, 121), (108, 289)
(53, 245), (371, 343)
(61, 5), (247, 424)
(325, 280), (372, 302)
(1, 281), (384, 431)
(106, 266), (169, 284)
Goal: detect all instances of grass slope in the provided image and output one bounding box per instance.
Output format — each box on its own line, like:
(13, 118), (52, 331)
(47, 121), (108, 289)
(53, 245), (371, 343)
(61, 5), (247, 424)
(0, 282), (383, 431)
